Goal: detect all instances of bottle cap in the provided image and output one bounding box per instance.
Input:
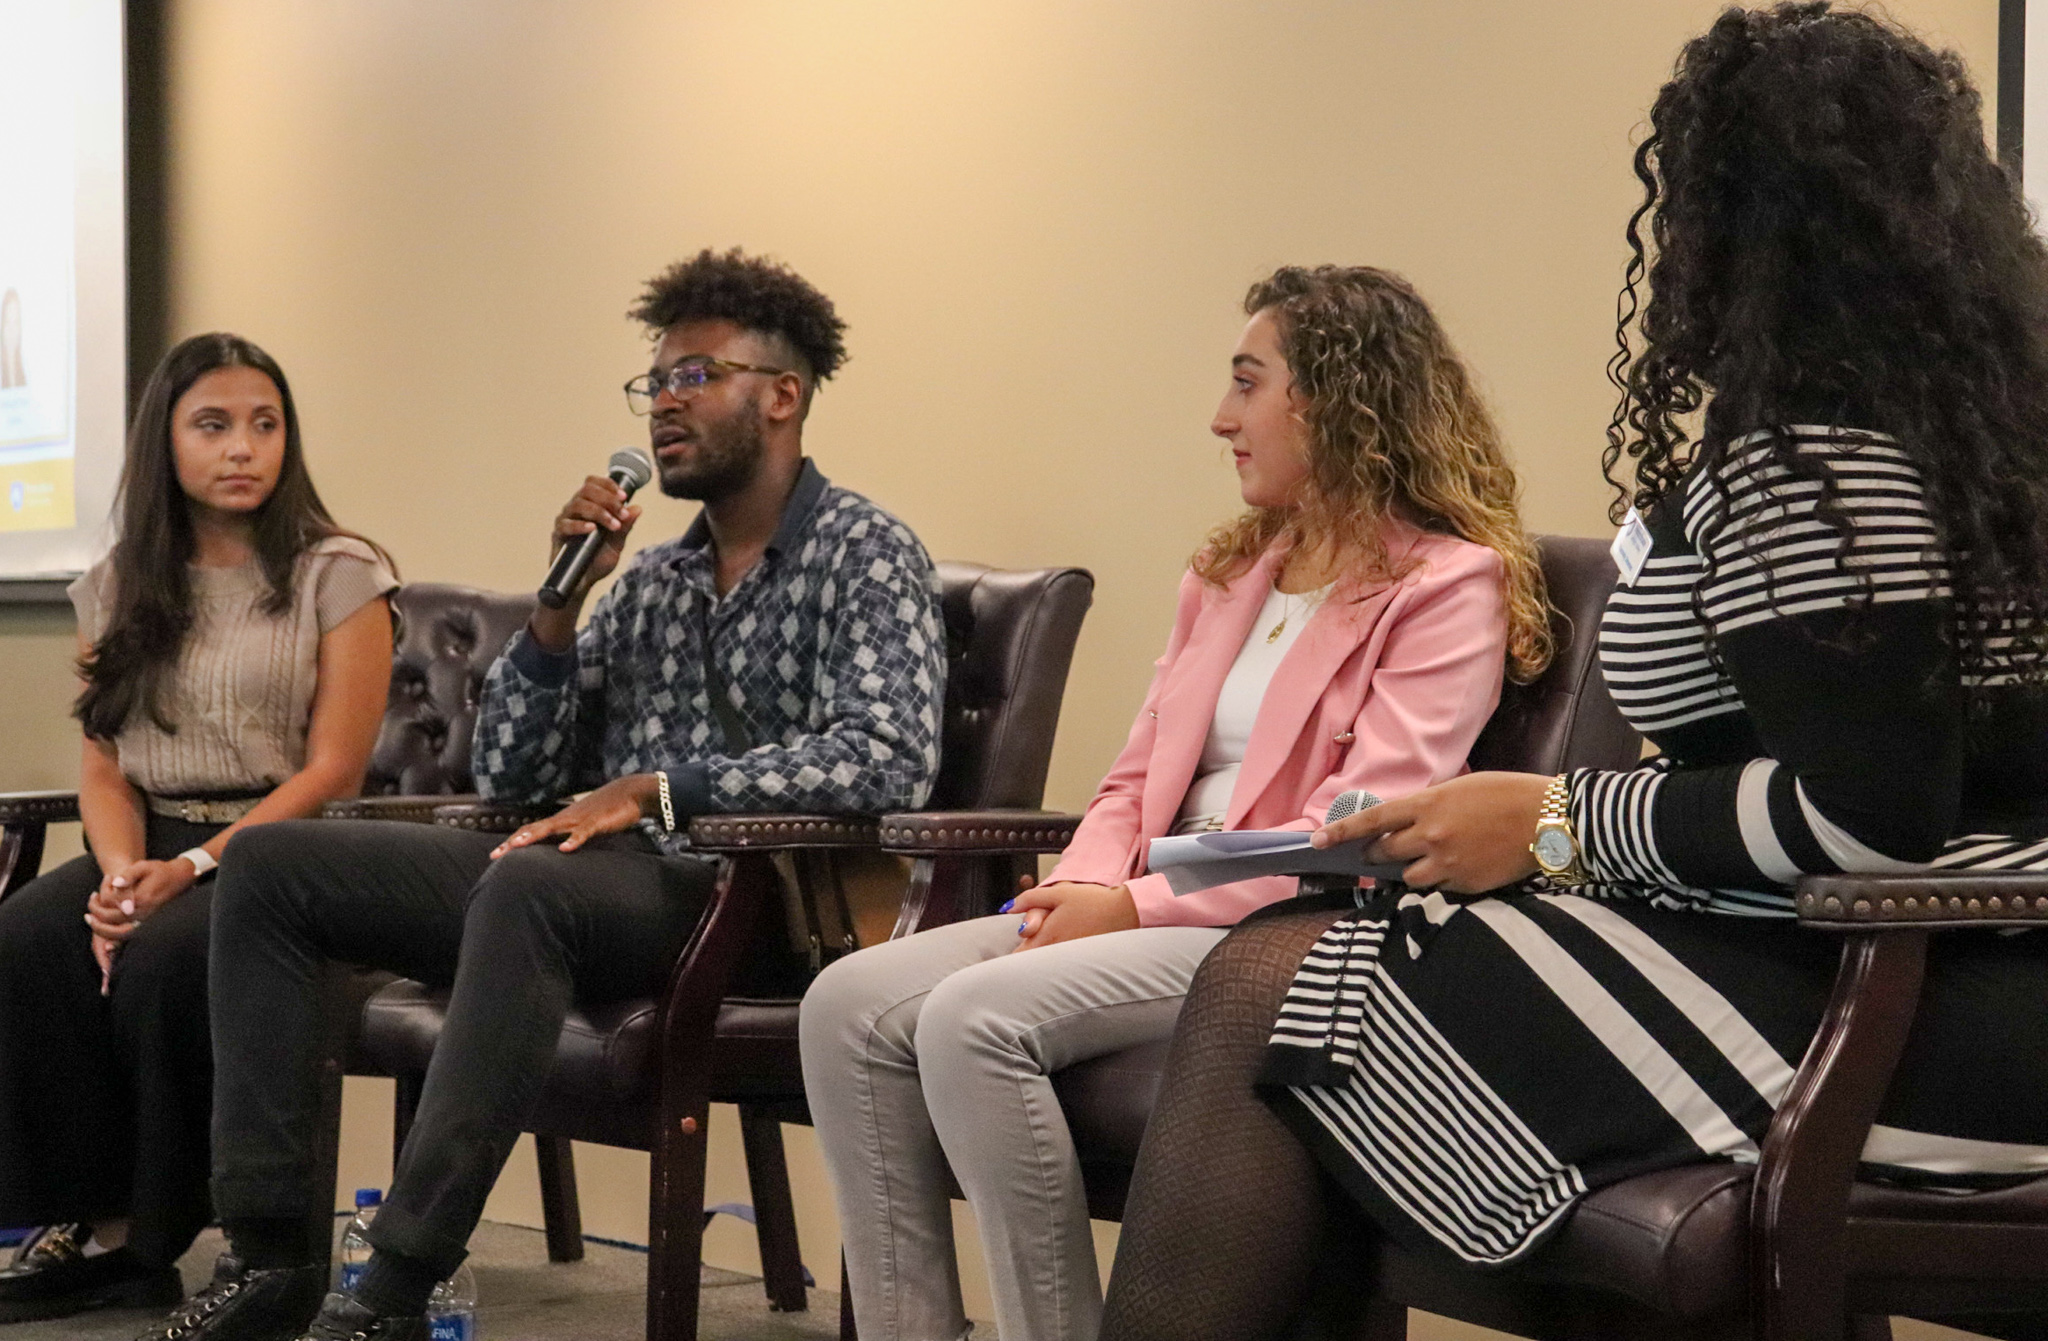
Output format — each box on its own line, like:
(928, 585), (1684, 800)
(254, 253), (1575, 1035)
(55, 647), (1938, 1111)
(354, 1188), (383, 1208)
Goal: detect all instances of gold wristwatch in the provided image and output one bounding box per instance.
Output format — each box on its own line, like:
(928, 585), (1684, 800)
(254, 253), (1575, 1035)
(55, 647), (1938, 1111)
(1529, 773), (1585, 883)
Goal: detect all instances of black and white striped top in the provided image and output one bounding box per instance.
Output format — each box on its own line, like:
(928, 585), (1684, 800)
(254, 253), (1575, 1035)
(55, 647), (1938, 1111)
(1572, 426), (2048, 916)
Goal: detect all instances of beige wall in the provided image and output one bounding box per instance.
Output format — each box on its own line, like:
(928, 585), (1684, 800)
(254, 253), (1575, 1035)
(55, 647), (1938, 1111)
(0, 0), (2000, 1329)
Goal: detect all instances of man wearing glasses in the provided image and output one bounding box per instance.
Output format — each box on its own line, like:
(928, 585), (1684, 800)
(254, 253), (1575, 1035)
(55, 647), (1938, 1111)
(145, 250), (947, 1341)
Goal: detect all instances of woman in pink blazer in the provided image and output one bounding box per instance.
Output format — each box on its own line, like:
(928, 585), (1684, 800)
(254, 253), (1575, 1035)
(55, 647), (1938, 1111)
(801, 264), (1551, 1341)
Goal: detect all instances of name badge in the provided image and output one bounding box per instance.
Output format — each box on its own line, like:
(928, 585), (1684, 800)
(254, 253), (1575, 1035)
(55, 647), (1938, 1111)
(1611, 507), (1652, 587)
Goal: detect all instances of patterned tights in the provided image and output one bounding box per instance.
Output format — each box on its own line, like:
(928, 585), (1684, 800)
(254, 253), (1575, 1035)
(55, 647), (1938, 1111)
(1098, 906), (1373, 1341)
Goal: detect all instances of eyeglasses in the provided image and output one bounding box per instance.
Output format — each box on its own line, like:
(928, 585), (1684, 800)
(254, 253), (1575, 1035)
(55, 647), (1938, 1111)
(623, 357), (787, 415)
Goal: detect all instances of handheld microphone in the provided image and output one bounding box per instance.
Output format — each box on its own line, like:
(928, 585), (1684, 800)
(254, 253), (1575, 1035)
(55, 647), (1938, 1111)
(537, 448), (654, 609)
(1325, 789), (1382, 824)
(1300, 789), (1385, 897)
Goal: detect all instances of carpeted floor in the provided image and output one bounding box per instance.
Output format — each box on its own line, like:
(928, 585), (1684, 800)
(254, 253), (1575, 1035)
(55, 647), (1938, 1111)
(13, 1220), (841, 1341)
(9, 1222), (2005, 1341)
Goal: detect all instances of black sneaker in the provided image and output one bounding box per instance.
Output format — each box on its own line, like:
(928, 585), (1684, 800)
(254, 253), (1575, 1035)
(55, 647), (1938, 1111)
(129, 1254), (325, 1341)
(0, 1224), (182, 1322)
(296, 1293), (425, 1340)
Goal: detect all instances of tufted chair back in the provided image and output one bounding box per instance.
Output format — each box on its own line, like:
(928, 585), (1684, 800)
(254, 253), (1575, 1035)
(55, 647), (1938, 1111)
(929, 562), (1097, 811)
(364, 584), (537, 796)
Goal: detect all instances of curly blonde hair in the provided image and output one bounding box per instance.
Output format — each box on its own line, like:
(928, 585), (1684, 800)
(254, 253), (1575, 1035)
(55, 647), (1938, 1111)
(1193, 264), (1552, 682)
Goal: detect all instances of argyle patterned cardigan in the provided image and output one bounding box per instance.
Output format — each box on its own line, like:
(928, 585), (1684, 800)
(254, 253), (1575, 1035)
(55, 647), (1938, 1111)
(472, 462), (946, 851)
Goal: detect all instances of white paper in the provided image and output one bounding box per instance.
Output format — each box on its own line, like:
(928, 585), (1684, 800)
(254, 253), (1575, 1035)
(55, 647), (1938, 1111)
(1148, 829), (1406, 896)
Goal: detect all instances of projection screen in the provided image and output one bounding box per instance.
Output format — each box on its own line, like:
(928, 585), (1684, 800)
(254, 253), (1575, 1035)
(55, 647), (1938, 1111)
(0, 0), (125, 589)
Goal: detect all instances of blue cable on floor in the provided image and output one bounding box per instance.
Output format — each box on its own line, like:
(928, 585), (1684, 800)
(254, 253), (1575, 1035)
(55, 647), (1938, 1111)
(700, 1204), (816, 1287)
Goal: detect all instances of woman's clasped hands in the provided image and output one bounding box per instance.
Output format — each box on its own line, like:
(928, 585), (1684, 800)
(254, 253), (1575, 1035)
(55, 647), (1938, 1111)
(1310, 771), (1553, 895)
(82, 855), (203, 992)
(1004, 880), (1140, 951)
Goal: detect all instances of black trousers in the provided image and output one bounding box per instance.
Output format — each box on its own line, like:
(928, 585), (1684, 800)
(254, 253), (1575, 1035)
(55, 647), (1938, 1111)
(0, 813), (226, 1268)
(208, 820), (712, 1276)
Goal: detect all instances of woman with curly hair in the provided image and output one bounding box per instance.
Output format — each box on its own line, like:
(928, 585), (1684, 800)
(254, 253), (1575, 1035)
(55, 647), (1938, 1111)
(801, 263), (1545, 1341)
(1097, 7), (2048, 1339)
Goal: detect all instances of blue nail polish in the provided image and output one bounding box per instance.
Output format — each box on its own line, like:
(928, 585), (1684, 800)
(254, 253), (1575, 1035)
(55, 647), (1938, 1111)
(999, 898), (1016, 913)
(1018, 921), (1029, 936)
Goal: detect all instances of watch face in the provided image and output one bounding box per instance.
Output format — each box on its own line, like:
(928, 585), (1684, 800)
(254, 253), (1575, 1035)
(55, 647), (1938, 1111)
(1534, 826), (1575, 869)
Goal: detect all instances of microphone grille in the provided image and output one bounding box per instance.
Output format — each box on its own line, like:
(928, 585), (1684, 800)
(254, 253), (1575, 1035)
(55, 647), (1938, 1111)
(608, 448), (654, 489)
(1325, 789), (1382, 824)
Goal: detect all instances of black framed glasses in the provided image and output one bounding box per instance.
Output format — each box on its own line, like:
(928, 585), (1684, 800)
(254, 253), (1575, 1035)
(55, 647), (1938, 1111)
(623, 356), (787, 415)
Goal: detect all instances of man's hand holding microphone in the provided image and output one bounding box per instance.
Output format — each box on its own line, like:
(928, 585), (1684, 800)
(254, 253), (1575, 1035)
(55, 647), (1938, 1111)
(496, 449), (662, 860)
(530, 448), (654, 651)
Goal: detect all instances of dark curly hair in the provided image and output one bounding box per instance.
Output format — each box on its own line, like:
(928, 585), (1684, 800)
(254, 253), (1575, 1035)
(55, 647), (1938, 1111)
(630, 248), (848, 389)
(1605, 2), (2048, 688)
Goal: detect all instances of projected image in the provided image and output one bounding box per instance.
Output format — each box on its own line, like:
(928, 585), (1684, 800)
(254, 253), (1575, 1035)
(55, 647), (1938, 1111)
(0, 1), (78, 534)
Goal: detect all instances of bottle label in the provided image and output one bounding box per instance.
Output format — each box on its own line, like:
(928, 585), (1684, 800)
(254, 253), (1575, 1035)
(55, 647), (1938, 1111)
(427, 1311), (473, 1341)
(338, 1262), (365, 1293)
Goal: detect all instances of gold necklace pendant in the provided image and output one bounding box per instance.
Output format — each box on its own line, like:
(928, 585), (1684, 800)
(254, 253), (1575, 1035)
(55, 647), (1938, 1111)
(1266, 615), (1287, 644)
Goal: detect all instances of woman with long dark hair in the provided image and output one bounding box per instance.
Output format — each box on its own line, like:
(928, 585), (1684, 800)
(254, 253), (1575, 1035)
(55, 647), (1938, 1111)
(1100, 8), (2048, 1338)
(0, 333), (395, 1323)
(803, 263), (1547, 1341)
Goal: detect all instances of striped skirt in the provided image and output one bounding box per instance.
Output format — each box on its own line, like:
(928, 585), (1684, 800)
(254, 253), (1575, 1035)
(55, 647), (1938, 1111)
(1256, 886), (2048, 1268)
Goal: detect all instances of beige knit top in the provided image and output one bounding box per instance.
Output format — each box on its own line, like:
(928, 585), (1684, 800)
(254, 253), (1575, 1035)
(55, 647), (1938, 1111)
(68, 535), (399, 795)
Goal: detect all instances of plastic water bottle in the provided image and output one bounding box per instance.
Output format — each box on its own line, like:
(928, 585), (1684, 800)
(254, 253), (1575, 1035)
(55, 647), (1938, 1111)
(425, 1261), (477, 1341)
(338, 1188), (381, 1294)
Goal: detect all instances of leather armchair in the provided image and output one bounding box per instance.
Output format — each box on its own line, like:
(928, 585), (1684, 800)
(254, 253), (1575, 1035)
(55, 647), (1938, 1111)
(357, 561), (1096, 1341)
(1298, 880), (2048, 1341)
(325, 581), (538, 815)
(0, 581), (537, 1267)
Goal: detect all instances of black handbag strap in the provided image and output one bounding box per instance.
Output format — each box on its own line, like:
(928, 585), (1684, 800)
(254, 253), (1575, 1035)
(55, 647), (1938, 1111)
(702, 619), (853, 969)
(700, 622), (752, 754)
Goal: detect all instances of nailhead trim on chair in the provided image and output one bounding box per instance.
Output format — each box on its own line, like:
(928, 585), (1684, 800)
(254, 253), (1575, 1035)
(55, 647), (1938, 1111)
(1796, 876), (2048, 929)
(321, 796), (462, 824)
(431, 802), (553, 833)
(686, 814), (881, 850)
(0, 791), (82, 825)
(876, 812), (1083, 854)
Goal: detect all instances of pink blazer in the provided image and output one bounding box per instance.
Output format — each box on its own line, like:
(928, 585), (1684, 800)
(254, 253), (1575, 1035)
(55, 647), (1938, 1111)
(1044, 525), (1509, 927)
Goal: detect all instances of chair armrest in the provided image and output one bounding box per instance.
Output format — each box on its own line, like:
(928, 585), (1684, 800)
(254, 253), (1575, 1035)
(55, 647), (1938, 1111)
(687, 813), (880, 852)
(0, 790), (81, 826)
(877, 810), (1083, 857)
(431, 801), (559, 833)
(1796, 871), (2048, 930)
(321, 794), (481, 824)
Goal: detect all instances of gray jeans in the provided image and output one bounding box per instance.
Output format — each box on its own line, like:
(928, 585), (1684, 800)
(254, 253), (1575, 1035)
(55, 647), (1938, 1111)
(800, 915), (1227, 1341)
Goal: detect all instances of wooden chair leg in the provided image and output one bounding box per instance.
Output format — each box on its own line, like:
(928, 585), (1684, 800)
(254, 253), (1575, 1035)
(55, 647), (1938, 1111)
(533, 1136), (585, 1263)
(739, 1104), (807, 1312)
(840, 1253), (858, 1341)
(1753, 933), (1929, 1341)
(646, 1097), (711, 1341)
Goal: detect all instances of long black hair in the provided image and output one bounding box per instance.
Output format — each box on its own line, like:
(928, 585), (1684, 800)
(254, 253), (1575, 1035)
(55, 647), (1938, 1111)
(76, 332), (375, 738)
(1604, 3), (2048, 687)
